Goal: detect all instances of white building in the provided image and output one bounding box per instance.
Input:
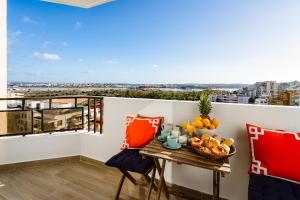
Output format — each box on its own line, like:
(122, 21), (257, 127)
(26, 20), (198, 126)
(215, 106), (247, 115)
(255, 98), (268, 105)
(255, 81), (278, 97)
(210, 95), (250, 104)
(27, 101), (73, 109)
(237, 96), (251, 104)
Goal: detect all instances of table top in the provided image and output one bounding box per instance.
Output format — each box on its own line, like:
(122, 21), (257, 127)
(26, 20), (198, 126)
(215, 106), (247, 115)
(140, 139), (231, 174)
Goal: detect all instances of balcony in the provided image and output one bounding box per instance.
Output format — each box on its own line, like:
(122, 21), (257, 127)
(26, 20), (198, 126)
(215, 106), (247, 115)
(0, 96), (299, 199)
(1, 1), (300, 199)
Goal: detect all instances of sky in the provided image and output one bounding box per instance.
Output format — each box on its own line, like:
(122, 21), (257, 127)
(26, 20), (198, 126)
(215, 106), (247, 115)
(7, 0), (300, 84)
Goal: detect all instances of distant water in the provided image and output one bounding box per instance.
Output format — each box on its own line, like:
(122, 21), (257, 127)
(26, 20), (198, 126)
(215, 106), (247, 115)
(10, 87), (239, 93)
(10, 87), (126, 92)
(155, 88), (239, 92)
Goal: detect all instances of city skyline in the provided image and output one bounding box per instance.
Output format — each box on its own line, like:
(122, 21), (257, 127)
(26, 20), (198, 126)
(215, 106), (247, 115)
(7, 80), (300, 85)
(8, 0), (300, 84)
(8, 80), (300, 107)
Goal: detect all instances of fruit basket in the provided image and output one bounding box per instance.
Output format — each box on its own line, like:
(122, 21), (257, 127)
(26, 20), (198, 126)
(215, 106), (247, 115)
(190, 134), (237, 161)
(193, 142), (236, 161)
(182, 94), (219, 136)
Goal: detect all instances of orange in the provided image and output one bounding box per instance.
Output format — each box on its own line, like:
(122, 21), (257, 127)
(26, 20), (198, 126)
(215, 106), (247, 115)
(186, 124), (196, 135)
(202, 118), (211, 128)
(209, 124), (216, 130)
(182, 121), (188, 129)
(194, 116), (202, 122)
(211, 118), (219, 128)
(192, 122), (197, 127)
(194, 120), (203, 129)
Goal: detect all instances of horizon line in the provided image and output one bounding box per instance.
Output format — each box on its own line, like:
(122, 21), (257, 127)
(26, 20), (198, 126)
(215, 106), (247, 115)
(7, 80), (300, 85)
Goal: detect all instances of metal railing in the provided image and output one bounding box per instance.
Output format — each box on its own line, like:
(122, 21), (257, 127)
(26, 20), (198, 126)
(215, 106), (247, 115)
(0, 96), (104, 137)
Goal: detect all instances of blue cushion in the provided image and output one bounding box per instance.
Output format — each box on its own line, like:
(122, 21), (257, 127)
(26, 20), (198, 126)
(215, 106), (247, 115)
(249, 174), (300, 200)
(105, 149), (154, 174)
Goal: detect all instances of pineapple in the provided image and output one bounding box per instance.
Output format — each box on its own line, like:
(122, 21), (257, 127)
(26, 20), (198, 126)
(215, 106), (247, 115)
(198, 93), (212, 119)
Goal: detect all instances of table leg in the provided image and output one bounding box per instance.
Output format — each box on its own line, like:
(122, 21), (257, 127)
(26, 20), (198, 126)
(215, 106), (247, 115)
(156, 159), (166, 200)
(144, 174), (158, 192)
(146, 167), (156, 200)
(213, 170), (220, 200)
(154, 158), (169, 199)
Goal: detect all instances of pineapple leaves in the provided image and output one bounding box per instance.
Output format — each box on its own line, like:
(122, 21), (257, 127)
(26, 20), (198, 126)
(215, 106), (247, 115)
(198, 93), (212, 118)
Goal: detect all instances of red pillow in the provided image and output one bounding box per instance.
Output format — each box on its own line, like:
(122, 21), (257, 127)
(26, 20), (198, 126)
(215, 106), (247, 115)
(121, 116), (161, 150)
(246, 124), (300, 184)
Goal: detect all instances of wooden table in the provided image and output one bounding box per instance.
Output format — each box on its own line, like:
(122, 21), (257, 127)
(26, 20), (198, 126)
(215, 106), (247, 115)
(140, 139), (231, 200)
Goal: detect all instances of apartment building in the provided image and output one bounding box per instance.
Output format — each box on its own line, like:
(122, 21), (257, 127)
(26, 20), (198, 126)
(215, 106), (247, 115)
(269, 91), (300, 106)
(210, 95), (250, 104)
(255, 81), (278, 97)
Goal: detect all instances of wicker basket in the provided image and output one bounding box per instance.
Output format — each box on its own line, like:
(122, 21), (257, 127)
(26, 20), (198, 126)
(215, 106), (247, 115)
(193, 144), (236, 161)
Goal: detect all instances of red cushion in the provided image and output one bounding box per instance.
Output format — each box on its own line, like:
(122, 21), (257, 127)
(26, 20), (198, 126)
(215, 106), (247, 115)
(246, 124), (300, 184)
(121, 116), (161, 150)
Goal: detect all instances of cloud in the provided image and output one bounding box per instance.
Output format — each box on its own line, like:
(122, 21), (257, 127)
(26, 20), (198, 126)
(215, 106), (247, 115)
(41, 41), (51, 48)
(8, 31), (22, 45)
(33, 52), (61, 61)
(105, 60), (119, 64)
(153, 64), (159, 68)
(61, 42), (68, 46)
(22, 16), (38, 24)
(82, 70), (95, 74)
(75, 21), (82, 30)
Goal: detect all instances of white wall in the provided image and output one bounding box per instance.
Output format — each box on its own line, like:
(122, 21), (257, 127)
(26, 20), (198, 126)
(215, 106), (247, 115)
(0, 0), (7, 102)
(81, 97), (300, 200)
(0, 132), (82, 165)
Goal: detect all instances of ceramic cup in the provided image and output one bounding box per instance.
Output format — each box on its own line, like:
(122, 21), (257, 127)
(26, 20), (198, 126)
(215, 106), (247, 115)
(160, 130), (171, 141)
(171, 126), (181, 138)
(167, 135), (179, 148)
(161, 123), (173, 132)
(178, 135), (187, 145)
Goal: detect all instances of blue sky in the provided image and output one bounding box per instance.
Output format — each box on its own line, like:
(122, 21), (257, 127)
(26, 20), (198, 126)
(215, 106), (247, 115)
(8, 0), (300, 84)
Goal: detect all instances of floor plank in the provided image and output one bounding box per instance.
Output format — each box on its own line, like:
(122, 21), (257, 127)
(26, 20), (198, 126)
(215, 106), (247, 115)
(0, 161), (189, 200)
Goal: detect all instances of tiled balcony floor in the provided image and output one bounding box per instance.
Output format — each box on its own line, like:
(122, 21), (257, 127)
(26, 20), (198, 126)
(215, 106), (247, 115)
(0, 161), (194, 200)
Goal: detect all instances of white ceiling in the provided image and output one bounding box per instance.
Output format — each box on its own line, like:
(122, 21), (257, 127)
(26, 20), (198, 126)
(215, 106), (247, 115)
(42, 0), (113, 8)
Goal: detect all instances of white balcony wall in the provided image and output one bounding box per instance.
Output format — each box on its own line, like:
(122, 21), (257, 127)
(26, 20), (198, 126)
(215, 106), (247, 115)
(0, 0), (7, 106)
(81, 97), (300, 200)
(0, 132), (82, 165)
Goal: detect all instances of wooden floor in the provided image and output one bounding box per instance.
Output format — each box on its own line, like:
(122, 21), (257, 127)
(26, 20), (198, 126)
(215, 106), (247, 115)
(0, 161), (193, 200)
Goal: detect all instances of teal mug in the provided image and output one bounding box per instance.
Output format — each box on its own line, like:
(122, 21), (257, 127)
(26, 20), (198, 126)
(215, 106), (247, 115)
(160, 130), (171, 141)
(167, 135), (179, 148)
